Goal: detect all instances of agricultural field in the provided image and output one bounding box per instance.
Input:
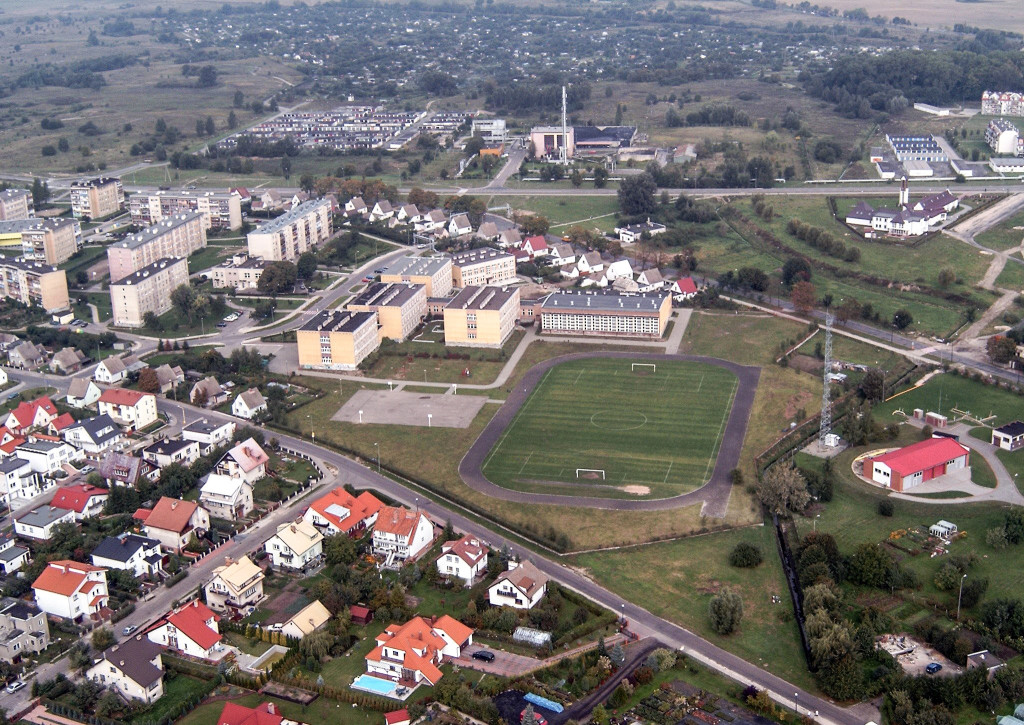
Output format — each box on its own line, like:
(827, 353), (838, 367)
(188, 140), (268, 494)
(481, 358), (738, 500)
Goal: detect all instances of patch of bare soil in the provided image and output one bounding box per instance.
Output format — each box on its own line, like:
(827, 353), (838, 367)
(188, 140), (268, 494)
(619, 485), (651, 495)
(783, 390), (815, 420)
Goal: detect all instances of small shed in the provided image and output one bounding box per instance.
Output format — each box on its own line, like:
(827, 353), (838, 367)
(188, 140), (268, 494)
(385, 709), (410, 725)
(350, 604), (373, 625)
(924, 412), (948, 428)
(929, 520), (957, 538)
(966, 650), (1005, 679)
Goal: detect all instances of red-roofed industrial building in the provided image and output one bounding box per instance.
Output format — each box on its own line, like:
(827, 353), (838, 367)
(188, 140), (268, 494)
(867, 437), (970, 492)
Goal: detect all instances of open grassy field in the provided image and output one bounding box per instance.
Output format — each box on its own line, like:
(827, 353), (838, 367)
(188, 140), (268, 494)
(483, 195), (621, 229)
(874, 372), (1024, 426)
(571, 522), (813, 690)
(680, 310), (809, 365)
(481, 358), (738, 500)
(995, 259), (1024, 293)
(975, 208), (1024, 252)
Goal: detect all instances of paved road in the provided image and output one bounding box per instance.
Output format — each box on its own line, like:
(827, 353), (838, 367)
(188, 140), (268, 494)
(2, 368), (871, 725)
(458, 351), (760, 517)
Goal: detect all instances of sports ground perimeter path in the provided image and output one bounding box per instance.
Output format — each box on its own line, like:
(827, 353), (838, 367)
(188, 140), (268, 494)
(459, 351), (760, 516)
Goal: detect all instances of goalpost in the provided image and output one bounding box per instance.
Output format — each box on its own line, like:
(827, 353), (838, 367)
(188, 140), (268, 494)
(576, 468), (606, 479)
(631, 363), (657, 373)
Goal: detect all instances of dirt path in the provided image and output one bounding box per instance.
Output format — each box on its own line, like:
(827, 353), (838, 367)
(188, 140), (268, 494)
(948, 193), (1024, 242)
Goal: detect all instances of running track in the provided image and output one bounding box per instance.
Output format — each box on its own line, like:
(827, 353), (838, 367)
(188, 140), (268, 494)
(459, 352), (761, 515)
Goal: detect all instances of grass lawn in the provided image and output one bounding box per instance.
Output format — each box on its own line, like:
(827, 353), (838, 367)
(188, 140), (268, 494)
(129, 674), (210, 725)
(61, 244), (108, 279)
(121, 308), (220, 338)
(481, 358), (738, 500)
(873, 373), (1024, 426)
(143, 345), (220, 365)
(680, 310), (809, 366)
(995, 259), (1024, 293)
(364, 329), (525, 385)
(189, 246), (232, 275)
(71, 291), (113, 322)
(975, 208), (1024, 251)
(223, 630), (273, 657)
(484, 195), (621, 229)
(570, 522), (814, 690)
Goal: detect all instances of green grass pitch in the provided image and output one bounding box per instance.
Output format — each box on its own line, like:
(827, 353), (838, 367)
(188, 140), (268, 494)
(481, 358), (738, 499)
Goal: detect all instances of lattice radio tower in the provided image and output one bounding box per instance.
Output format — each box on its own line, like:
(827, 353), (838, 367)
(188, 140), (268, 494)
(819, 312), (835, 447)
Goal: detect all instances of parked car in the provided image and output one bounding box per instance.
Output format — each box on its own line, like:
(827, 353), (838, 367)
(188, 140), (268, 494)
(216, 322), (228, 328)
(926, 662), (942, 674)
(472, 650), (495, 662)
(79, 465), (95, 475)
(5, 681), (25, 694)
(122, 625), (138, 636)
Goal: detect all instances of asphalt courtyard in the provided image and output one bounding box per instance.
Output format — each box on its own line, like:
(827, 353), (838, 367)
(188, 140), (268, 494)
(459, 351), (760, 516)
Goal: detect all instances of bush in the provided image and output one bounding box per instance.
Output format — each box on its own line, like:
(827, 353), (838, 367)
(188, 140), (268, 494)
(728, 542), (763, 568)
(708, 588), (744, 635)
(877, 499), (894, 517)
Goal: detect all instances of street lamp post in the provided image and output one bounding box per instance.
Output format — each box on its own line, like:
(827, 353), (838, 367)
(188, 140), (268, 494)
(795, 693), (799, 716)
(957, 574), (968, 620)
(813, 514), (820, 533)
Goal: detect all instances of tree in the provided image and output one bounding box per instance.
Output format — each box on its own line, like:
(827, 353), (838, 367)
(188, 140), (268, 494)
(281, 156), (292, 179)
(593, 166), (609, 188)
(299, 630), (334, 660)
(296, 252), (318, 280)
(570, 169), (583, 188)
(155, 118), (167, 134)
(987, 336), (1017, 365)
(781, 257), (811, 286)
(892, 309), (913, 330)
(91, 627), (115, 651)
(228, 110), (238, 129)
(756, 461), (811, 515)
(859, 368), (885, 401)
(197, 65), (218, 88)
(938, 267), (956, 288)
(791, 280), (817, 314)
(58, 137), (70, 153)
(729, 542), (763, 568)
(708, 588), (744, 634)
(463, 135), (485, 157)
(31, 178), (50, 208)
(143, 311), (162, 331)
(618, 173), (658, 215)
(137, 367), (160, 393)
(233, 90), (245, 108)
(408, 187), (440, 209)
(520, 215), (550, 237)
(257, 261), (298, 295)
(847, 543), (896, 588)
(205, 116), (216, 136)
(170, 284), (197, 322)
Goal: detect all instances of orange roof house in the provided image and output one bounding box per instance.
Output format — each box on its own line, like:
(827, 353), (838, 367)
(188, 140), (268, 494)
(146, 600), (223, 659)
(371, 506), (435, 566)
(32, 560), (109, 621)
(365, 615), (474, 686)
(218, 702), (299, 725)
(302, 487), (383, 536)
(134, 497), (211, 553)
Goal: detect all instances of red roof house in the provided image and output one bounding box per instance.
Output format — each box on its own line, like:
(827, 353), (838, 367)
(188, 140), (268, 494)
(48, 413), (76, 434)
(384, 710), (411, 725)
(51, 483), (109, 520)
(135, 497), (211, 552)
(218, 702), (289, 725)
(4, 396), (59, 434)
(522, 235), (548, 259)
(32, 560), (109, 620)
(146, 600), (222, 659)
(365, 615), (474, 686)
(867, 437), (970, 492)
(673, 277), (698, 298)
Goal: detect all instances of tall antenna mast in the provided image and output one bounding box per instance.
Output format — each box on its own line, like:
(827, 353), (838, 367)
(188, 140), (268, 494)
(819, 312), (834, 448)
(560, 85), (568, 166)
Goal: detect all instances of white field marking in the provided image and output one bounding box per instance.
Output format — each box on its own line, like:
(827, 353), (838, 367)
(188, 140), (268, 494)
(481, 368), (553, 469)
(663, 460), (674, 484)
(699, 379), (738, 485)
(695, 373), (705, 394)
(660, 371), (672, 391)
(517, 451), (534, 475)
(574, 367), (586, 385)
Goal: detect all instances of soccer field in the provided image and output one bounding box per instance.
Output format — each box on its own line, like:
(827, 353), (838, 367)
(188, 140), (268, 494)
(481, 358), (738, 499)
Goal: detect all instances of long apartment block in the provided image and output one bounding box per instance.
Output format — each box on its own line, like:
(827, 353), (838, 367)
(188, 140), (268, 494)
(296, 309), (380, 370)
(107, 212), (207, 282)
(0, 258), (69, 313)
(110, 257), (189, 328)
(346, 282), (427, 340)
(129, 190), (243, 230)
(246, 199), (332, 261)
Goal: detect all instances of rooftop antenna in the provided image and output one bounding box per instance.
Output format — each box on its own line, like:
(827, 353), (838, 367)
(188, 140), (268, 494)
(560, 85), (569, 167)
(819, 311), (834, 449)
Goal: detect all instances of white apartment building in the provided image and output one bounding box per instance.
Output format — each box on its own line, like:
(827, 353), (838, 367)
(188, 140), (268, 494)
(247, 199), (332, 261)
(129, 190), (242, 230)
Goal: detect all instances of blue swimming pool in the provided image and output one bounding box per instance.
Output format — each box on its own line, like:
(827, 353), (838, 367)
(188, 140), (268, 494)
(352, 674), (398, 696)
